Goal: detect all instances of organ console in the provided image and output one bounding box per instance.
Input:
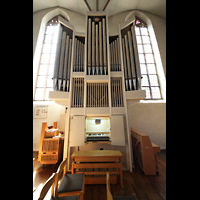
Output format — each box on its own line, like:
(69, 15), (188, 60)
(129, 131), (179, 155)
(85, 133), (110, 143)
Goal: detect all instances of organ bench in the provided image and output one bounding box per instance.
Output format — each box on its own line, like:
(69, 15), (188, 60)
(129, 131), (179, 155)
(71, 150), (124, 188)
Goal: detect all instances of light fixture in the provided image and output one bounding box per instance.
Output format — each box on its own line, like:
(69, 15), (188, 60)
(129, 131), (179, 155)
(95, 119), (101, 124)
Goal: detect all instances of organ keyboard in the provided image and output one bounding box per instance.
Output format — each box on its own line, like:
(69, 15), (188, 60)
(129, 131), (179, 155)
(85, 133), (111, 143)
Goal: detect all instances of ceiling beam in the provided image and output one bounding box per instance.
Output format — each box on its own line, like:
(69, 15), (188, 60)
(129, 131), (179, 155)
(83, 0), (91, 11)
(96, 0), (98, 11)
(103, 0), (110, 11)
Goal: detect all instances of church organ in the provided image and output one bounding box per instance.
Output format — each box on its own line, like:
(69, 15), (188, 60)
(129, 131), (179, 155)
(49, 12), (146, 173)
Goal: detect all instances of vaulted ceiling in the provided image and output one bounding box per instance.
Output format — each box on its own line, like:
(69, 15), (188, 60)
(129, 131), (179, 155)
(33, 0), (166, 19)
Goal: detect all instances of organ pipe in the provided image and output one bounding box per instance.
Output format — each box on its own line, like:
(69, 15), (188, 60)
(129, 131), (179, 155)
(67, 39), (72, 92)
(92, 21), (95, 75)
(122, 38), (128, 91)
(58, 31), (66, 91)
(53, 25), (63, 90)
(114, 40), (118, 71)
(102, 18), (107, 75)
(121, 23), (142, 91)
(88, 18), (91, 75)
(124, 34), (132, 90)
(109, 36), (121, 72)
(99, 21), (103, 75)
(73, 37), (85, 72)
(111, 78), (123, 107)
(86, 83), (109, 107)
(131, 25), (141, 90)
(73, 38), (77, 71)
(117, 38), (121, 70)
(86, 16), (108, 75)
(96, 24), (99, 75)
(53, 24), (73, 92)
(128, 31), (136, 90)
(63, 35), (70, 92)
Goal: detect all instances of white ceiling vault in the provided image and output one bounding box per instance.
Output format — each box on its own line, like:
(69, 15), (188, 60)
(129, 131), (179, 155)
(33, 0), (166, 19)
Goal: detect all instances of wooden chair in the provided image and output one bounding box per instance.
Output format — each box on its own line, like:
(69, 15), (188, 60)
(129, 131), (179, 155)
(106, 172), (137, 200)
(54, 158), (85, 200)
(38, 173), (79, 200)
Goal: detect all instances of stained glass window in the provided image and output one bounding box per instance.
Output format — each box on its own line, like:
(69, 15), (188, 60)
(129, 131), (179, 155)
(135, 17), (162, 99)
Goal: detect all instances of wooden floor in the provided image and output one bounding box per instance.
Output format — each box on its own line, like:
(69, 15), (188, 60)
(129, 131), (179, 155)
(33, 152), (166, 200)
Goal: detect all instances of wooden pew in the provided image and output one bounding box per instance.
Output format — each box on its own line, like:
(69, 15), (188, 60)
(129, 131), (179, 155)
(131, 128), (160, 175)
(71, 150), (124, 188)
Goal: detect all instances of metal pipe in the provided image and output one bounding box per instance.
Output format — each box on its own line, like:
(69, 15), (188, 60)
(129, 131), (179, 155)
(88, 18), (91, 75)
(99, 21), (103, 75)
(117, 38), (121, 71)
(96, 24), (99, 75)
(111, 42), (114, 71)
(124, 34), (132, 90)
(128, 31), (136, 90)
(114, 40), (117, 71)
(67, 38), (72, 92)
(73, 38), (77, 71)
(79, 41), (82, 72)
(81, 42), (84, 72)
(82, 43), (85, 72)
(102, 18), (107, 75)
(53, 25), (63, 90)
(131, 25), (141, 90)
(63, 35), (69, 91)
(75, 38), (79, 71)
(109, 43), (112, 71)
(77, 40), (79, 71)
(58, 31), (66, 91)
(122, 38), (128, 91)
(92, 21), (95, 75)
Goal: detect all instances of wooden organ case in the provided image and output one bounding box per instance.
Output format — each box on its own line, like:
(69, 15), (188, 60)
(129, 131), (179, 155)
(48, 12), (148, 178)
(38, 122), (64, 168)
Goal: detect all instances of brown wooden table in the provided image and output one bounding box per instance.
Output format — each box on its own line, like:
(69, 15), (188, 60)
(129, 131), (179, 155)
(71, 150), (124, 188)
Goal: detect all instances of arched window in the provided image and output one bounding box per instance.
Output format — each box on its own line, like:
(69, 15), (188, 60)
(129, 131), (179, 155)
(135, 17), (162, 99)
(34, 15), (68, 101)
